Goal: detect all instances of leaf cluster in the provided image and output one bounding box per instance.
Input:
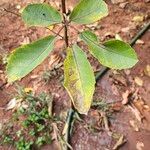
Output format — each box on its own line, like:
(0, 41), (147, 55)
(6, 0), (138, 114)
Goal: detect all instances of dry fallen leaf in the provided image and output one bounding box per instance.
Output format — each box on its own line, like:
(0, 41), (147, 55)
(144, 65), (150, 77)
(5, 98), (26, 111)
(24, 87), (33, 93)
(119, 2), (128, 8)
(115, 34), (123, 41)
(48, 54), (62, 69)
(121, 27), (130, 33)
(20, 37), (30, 45)
(134, 77), (143, 86)
(0, 122), (2, 131)
(16, 4), (21, 10)
(111, 102), (122, 112)
(124, 69), (131, 75)
(51, 123), (62, 150)
(48, 97), (53, 117)
(113, 135), (126, 150)
(136, 141), (144, 150)
(128, 105), (143, 122)
(52, 123), (73, 150)
(122, 90), (130, 105)
(111, 0), (126, 4)
(129, 120), (139, 131)
(136, 40), (144, 45)
(132, 15), (144, 22)
(6, 98), (17, 110)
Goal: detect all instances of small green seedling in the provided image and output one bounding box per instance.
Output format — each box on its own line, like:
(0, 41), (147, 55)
(0, 90), (54, 149)
(6, 0), (138, 114)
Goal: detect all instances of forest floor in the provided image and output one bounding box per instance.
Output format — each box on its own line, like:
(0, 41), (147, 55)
(0, 0), (150, 150)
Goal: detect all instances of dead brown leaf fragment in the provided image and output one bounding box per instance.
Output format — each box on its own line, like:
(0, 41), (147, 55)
(129, 120), (139, 132)
(136, 141), (144, 150)
(134, 77), (143, 86)
(128, 105), (143, 122)
(122, 90), (130, 105)
(113, 135), (126, 150)
(144, 65), (150, 77)
(132, 15), (144, 22)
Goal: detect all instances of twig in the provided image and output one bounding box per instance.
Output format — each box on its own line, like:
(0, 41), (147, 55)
(130, 21), (150, 46)
(46, 27), (64, 39)
(61, 0), (69, 48)
(55, 26), (65, 37)
(3, 8), (20, 17)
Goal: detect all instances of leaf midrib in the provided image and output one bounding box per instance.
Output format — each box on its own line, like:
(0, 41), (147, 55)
(72, 47), (85, 101)
(82, 34), (136, 60)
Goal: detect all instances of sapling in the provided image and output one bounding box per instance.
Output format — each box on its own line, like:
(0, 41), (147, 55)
(6, 0), (138, 114)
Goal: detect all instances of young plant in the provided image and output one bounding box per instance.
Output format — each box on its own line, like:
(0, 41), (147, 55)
(0, 90), (53, 149)
(6, 0), (138, 114)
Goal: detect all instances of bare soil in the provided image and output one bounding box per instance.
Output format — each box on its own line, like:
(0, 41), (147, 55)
(0, 0), (150, 150)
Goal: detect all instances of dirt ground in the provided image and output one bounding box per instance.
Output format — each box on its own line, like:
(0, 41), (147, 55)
(0, 0), (150, 150)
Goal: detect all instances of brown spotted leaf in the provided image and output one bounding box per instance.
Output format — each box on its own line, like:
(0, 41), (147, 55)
(64, 44), (95, 114)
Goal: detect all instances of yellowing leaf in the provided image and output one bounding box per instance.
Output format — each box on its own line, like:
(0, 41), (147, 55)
(47, 25), (54, 30)
(24, 87), (33, 93)
(64, 44), (95, 114)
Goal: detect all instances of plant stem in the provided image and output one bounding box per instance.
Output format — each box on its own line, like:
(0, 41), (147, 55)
(3, 8), (20, 17)
(61, 0), (69, 48)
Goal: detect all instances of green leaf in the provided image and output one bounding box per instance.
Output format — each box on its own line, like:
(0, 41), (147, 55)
(80, 30), (138, 69)
(7, 36), (55, 82)
(64, 44), (95, 114)
(69, 0), (108, 24)
(21, 3), (62, 27)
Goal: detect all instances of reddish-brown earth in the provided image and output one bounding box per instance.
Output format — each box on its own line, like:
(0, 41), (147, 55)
(0, 0), (150, 150)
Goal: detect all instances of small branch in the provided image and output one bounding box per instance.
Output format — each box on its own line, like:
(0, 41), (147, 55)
(3, 8), (20, 17)
(61, 0), (67, 14)
(61, 0), (69, 48)
(46, 27), (64, 39)
(55, 25), (65, 37)
(130, 21), (150, 46)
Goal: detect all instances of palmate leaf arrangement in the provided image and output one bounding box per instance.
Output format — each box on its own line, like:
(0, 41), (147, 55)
(6, 0), (138, 114)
